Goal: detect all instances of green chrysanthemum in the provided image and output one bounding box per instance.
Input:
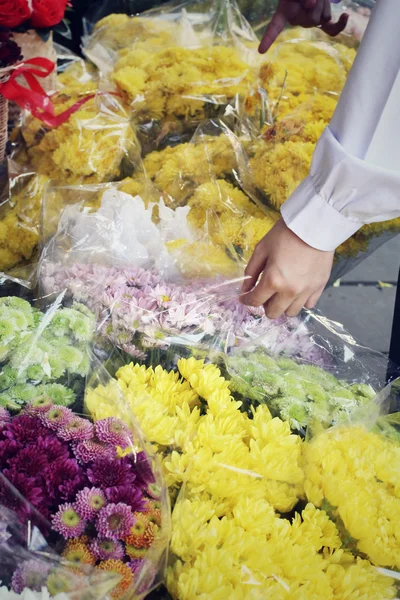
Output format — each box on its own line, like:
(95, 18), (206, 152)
(38, 383), (75, 407)
(54, 346), (84, 371)
(0, 392), (20, 410)
(26, 364), (46, 383)
(0, 366), (19, 391)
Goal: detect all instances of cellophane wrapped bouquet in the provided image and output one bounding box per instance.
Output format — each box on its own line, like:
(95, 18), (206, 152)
(0, 294), (170, 599)
(2, 0), (398, 286)
(34, 169), (400, 598)
(82, 323), (400, 600)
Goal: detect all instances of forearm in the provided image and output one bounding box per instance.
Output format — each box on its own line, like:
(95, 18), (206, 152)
(281, 0), (400, 251)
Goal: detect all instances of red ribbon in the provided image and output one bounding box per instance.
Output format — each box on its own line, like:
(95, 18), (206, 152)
(0, 58), (98, 128)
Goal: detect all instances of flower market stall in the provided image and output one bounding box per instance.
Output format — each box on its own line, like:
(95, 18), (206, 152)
(1, 0), (400, 599)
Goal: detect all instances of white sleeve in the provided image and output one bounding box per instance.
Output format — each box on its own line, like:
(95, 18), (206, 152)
(280, 0), (400, 252)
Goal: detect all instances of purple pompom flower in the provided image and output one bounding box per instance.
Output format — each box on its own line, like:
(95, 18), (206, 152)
(25, 396), (54, 415)
(40, 406), (73, 431)
(51, 503), (86, 538)
(105, 485), (145, 513)
(73, 439), (115, 464)
(45, 457), (87, 503)
(130, 451), (155, 486)
(96, 503), (134, 540)
(87, 457), (135, 489)
(89, 537), (125, 561)
(11, 560), (50, 594)
(36, 435), (70, 464)
(3, 414), (49, 444)
(57, 416), (94, 442)
(95, 418), (132, 449)
(74, 487), (107, 520)
(8, 446), (49, 477)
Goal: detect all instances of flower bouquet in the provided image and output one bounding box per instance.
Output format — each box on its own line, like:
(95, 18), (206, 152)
(0, 295), (169, 599)
(85, 357), (400, 600)
(82, 0), (264, 151)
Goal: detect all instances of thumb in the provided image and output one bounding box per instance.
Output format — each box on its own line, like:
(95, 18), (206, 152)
(321, 12), (349, 36)
(258, 10), (288, 54)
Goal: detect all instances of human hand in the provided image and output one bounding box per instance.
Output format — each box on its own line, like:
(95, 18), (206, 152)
(259, 0), (349, 54)
(240, 219), (334, 318)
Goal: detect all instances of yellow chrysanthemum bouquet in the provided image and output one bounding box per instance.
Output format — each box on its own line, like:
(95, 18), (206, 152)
(85, 356), (400, 600)
(82, 1), (266, 151)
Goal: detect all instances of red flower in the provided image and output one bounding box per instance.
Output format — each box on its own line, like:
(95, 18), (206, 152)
(30, 0), (69, 28)
(0, 0), (32, 29)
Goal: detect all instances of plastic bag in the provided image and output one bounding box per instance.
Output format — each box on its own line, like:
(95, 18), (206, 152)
(38, 174), (339, 367)
(85, 353), (399, 600)
(82, 0), (266, 149)
(0, 294), (170, 599)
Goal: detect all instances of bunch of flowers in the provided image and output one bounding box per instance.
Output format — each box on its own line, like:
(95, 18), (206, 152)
(86, 358), (397, 599)
(41, 261), (327, 365)
(0, 175), (48, 273)
(0, 403), (164, 599)
(0, 297), (95, 411)
(303, 424), (400, 569)
(227, 348), (376, 431)
(0, 0), (68, 30)
(16, 91), (138, 185)
(112, 45), (256, 124)
(125, 130), (279, 268)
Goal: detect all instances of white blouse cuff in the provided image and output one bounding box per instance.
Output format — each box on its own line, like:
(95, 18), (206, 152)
(280, 176), (361, 252)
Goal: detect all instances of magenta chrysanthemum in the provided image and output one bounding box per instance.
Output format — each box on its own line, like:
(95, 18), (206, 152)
(45, 457), (87, 503)
(8, 446), (49, 477)
(51, 503), (86, 538)
(25, 396), (54, 415)
(57, 416), (94, 442)
(11, 560), (50, 594)
(3, 414), (49, 443)
(40, 406), (73, 431)
(105, 485), (144, 513)
(90, 537), (125, 561)
(130, 451), (155, 486)
(96, 503), (134, 540)
(87, 457), (135, 489)
(95, 418), (132, 449)
(73, 439), (115, 464)
(74, 487), (107, 520)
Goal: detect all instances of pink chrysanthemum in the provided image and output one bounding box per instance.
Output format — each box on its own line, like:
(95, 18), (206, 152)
(51, 503), (86, 538)
(95, 418), (132, 449)
(25, 396), (54, 415)
(11, 560), (50, 594)
(40, 406), (73, 431)
(74, 487), (107, 520)
(57, 416), (94, 442)
(96, 503), (134, 540)
(0, 407), (10, 424)
(90, 537), (125, 561)
(73, 439), (115, 464)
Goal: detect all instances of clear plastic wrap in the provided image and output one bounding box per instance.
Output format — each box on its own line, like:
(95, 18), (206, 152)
(0, 294), (170, 599)
(82, 0), (266, 150)
(84, 352), (399, 600)
(0, 49), (142, 285)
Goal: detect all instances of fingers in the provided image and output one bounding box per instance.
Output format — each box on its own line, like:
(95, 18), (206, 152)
(264, 292), (296, 319)
(241, 245), (267, 294)
(241, 269), (276, 307)
(310, 0), (324, 26)
(321, 12), (349, 36)
(285, 293), (310, 317)
(305, 287), (324, 309)
(321, 0), (331, 22)
(258, 10), (288, 53)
